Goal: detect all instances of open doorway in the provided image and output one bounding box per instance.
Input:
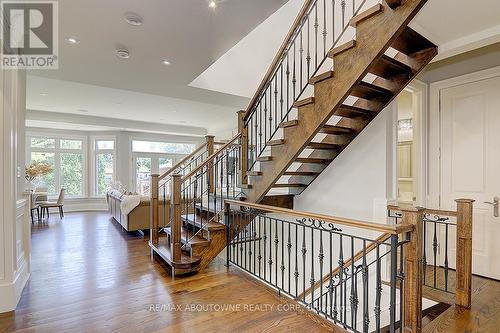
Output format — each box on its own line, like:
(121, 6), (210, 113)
(396, 90), (418, 204)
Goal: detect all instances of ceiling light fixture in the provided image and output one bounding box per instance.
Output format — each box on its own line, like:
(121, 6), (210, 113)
(116, 48), (130, 59)
(162, 59), (171, 65)
(77, 109), (89, 113)
(40, 92), (48, 97)
(209, 1), (217, 8)
(65, 36), (80, 44)
(124, 13), (143, 26)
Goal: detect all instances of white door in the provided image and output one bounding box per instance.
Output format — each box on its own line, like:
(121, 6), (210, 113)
(440, 75), (500, 279)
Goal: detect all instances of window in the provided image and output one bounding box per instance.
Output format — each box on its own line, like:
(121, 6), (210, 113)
(95, 139), (115, 196)
(132, 140), (195, 154)
(28, 136), (85, 197)
(135, 157), (152, 195)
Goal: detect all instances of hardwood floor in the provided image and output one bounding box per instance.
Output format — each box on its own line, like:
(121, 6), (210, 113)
(0, 212), (335, 333)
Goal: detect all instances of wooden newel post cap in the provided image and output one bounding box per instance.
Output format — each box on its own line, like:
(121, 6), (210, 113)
(398, 206), (426, 213)
(455, 199), (475, 204)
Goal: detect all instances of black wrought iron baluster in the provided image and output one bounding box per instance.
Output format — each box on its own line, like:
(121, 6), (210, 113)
(332, 0), (336, 44)
(240, 212), (244, 266)
(286, 53), (290, 121)
(400, 233), (408, 329)
(299, 29), (303, 92)
(263, 96), (267, 150)
(274, 74), (278, 133)
(273, 219), (278, 288)
(433, 221), (438, 288)
(302, 225), (307, 303)
(263, 215), (267, 280)
(375, 244), (381, 332)
(338, 235), (344, 324)
(280, 64), (284, 122)
(323, 0), (327, 58)
(319, 231), (324, 313)
(258, 215), (262, 278)
(362, 239), (369, 333)
(281, 219), (285, 291)
(351, 237), (358, 331)
(294, 223), (299, 298)
(444, 223), (449, 291)
(423, 220), (427, 285)
(314, 3), (319, 68)
(390, 235), (398, 333)
(245, 213), (248, 270)
(292, 41), (297, 101)
(352, 0), (355, 16)
(310, 227), (315, 309)
(269, 89), (273, 141)
(287, 223), (292, 294)
(341, 0), (346, 28)
(329, 232), (333, 319)
(306, 16), (311, 81)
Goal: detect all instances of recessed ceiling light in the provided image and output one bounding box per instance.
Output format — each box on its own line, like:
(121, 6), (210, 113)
(162, 59), (171, 65)
(209, 1), (217, 8)
(179, 120), (187, 124)
(40, 92), (48, 97)
(65, 36), (80, 44)
(116, 48), (130, 59)
(77, 109), (89, 113)
(124, 13), (143, 26)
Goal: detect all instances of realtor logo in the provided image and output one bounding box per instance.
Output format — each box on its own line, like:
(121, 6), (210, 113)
(1, 1), (58, 69)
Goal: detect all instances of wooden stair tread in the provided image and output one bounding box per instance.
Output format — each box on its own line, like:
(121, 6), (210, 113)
(385, 0), (402, 9)
(328, 40), (356, 58)
(351, 81), (393, 100)
(283, 171), (318, 176)
(272, 183), (307, 188)
(320, 125), (355, 135)
(163, 227), (210, 247)
(349, 4), (383, 27)
(370, 54), (412, 79)
(295, 157), (331, 164)
(248, 171), (262, 176)
(268, 139), (285, 146)
(279, 120), (298, 128)
(309, 71), (334, 85)
(293, 97), (315, 108)
(182, 213), (225, 231)
(336, 104), (377, 118)
(391, 27), (436, 55)
(256, 156), (272, 162)
(307, 142), (341, 150)
(150, 238), (201, 269)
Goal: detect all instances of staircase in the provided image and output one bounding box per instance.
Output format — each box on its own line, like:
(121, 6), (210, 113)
(149, 0), (436, 276)
(242, 0), (437, 203)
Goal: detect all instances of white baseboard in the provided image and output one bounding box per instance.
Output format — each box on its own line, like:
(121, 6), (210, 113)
(0, 257), (30, 313)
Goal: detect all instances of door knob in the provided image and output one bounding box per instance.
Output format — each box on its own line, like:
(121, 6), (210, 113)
(484, 196), (499, 217)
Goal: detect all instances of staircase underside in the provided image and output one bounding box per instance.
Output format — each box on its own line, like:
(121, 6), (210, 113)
(243, 0), (437, 204)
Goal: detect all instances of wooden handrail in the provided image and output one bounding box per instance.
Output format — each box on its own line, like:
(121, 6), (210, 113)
(225, 199), (413, 235)
(242, 0), (316, 121)
(158, 142), (207, 181)
(181, 133), (242, 182)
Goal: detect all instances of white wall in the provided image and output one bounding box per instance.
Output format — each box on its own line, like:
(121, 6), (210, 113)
(294, 104), (397, 224)
(0, 69), (31, 313)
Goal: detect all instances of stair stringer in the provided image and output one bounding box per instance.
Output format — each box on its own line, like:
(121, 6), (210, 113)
(244, 0), (430, 204)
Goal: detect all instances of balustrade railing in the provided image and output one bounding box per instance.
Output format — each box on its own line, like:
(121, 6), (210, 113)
(387, 199), (474, 309)
(224, 200), (420, 333)
(243, 0), (370, 168)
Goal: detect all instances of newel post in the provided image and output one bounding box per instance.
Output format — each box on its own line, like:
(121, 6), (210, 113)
(206, 135), (215, 193)
(455, 199), (474, 308)
(150, 174), (159, 245)
(401, 206), (425, 333)
(171, 174), (182, 262)
(237, 110), (248, 185)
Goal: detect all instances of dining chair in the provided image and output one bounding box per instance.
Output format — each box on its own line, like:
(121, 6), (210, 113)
(40, 188), (66, 219)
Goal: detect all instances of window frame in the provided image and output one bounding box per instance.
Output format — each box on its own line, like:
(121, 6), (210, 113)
(91, 136), (116, 197)
(26, 133), (87, 198)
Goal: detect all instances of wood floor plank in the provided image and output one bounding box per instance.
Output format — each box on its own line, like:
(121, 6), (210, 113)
(0, 212), (336, 333)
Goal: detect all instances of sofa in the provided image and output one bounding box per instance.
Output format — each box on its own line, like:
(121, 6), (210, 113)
(106, 190), (169, 232)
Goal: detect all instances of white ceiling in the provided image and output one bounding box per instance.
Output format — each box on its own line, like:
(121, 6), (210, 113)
(27, 0), (288, 135)
(27, 0), (500, 136)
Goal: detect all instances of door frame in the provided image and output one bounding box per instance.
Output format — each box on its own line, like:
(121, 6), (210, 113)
(394, 80), (428, 207)
(428, 65), (500, 210)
